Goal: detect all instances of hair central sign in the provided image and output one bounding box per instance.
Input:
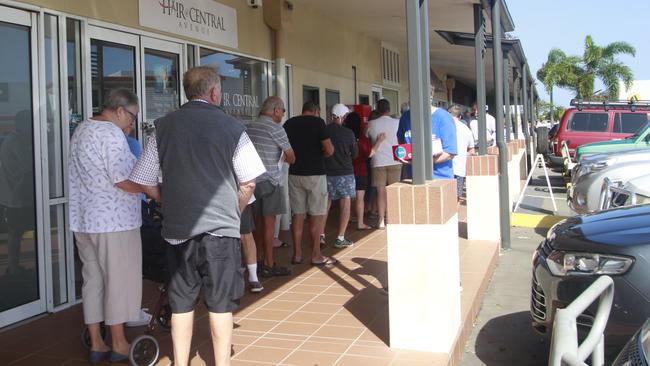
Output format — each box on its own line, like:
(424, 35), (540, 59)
(139, 0), (238, 49)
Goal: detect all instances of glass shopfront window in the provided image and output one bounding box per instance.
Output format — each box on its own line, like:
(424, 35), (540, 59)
(199, 48), (268, 121)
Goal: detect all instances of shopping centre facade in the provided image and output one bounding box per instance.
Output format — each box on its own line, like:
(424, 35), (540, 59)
(0, 0), (537, 329)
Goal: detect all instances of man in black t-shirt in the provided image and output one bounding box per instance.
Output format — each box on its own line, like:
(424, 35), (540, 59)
(284, 102), (338, 266)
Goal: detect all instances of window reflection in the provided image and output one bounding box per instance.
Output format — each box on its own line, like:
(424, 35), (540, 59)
(44, 14), (64, 198)
(67, 19), (83, 136)
(144, 49), (179, 134)
(200, 48), (268, 121)
(90, 40), (136, 117)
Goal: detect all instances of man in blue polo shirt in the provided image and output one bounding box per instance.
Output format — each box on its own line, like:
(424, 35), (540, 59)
(396, 88), (457, 179)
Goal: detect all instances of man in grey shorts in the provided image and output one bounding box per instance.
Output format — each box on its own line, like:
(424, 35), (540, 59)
(245, 96), (296, 277)
(284, 102), (338, 266)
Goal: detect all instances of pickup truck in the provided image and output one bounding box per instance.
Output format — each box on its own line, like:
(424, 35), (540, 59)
(575, 120), (650, 161)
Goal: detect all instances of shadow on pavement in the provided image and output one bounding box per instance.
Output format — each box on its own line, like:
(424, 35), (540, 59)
(472, 311), (550, 366)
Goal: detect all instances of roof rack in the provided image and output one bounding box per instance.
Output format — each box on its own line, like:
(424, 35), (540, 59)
(570, 99), (650, 112)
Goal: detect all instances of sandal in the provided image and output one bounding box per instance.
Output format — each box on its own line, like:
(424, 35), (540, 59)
(311, 256), (339, 266)
(291, 257), (303, 264)
(357, 225), (372, 231)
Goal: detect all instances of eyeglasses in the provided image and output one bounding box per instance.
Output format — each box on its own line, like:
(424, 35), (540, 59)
(123, 108), (138, 122)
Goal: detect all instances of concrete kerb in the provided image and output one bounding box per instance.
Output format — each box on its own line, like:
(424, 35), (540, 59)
(511, 213), (568, 229)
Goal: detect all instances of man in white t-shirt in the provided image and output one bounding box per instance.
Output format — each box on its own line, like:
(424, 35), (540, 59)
(69, 89), (158, 363)
(448, 105), (475, 198)
(366, 99), (400, 229)
(469, 102), (496, 147)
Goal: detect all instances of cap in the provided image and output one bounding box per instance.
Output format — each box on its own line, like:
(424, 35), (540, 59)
(331, 103), (349, 118)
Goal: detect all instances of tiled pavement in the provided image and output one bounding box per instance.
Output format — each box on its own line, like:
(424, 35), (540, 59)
(0, 207), (498, 366)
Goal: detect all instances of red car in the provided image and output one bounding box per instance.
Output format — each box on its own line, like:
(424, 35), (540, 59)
(549, 101), (650, 163)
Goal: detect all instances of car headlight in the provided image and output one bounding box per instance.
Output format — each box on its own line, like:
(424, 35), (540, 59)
(578, 158), (617, 176)
(546, 251), (634, 276)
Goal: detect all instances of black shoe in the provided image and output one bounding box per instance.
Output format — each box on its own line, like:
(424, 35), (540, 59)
(259, 264), (291, 278)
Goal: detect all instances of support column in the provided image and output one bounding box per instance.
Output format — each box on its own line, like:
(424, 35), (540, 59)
(387, 180), (460, 352)
(504, 55), (512, 142)
(466, 155), (500, 242)
(406, 0), (426, 184)
(512, 69), (520, 139)
(492, 0), (511, 250)
(474, 4), (488, 155)
(521, 64), (530, 140)
(420, 0), (433, 180)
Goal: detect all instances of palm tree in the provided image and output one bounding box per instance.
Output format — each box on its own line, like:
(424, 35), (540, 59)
(536, 49), (580, 122)
(580, 35), (635, 99)
(537, 36), (635, 102)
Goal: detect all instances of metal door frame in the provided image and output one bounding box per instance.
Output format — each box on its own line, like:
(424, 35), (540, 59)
(0, 6), (47, 329)
(139, 36), (186, 138)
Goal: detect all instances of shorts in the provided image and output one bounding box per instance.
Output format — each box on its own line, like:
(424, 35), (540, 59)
(240, 204), (255, 235)
(371, 165), (402, 187)
(327, 175), (356, 200)
(288, 174), (328, 216)
(167, 235), (244, 314)
(454, 175), (465, 197)
(355, 175), (368, 191)
(254, 180), (286, 217)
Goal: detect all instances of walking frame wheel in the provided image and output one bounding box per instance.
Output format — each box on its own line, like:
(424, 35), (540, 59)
(129, 334), (160, 366)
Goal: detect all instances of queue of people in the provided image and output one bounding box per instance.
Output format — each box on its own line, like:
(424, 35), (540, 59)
(69, 65), (484, 365)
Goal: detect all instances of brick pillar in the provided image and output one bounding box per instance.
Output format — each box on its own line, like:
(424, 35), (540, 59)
(386, 180), (460, 353)
(466, 155), (501, 242)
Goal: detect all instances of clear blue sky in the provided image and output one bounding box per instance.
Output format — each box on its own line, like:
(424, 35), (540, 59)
(506, 0), (650, 107)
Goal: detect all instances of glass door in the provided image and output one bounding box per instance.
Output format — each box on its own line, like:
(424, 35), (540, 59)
(0, 7), (46, 328)
(140, 37), (183, 138)
(86, 26), (141, 137)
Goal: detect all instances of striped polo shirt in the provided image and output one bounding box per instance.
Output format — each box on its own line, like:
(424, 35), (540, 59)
(244, 115), (292, 185)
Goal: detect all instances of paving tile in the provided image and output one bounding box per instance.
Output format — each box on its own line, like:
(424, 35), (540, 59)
(232, 332), (262, 347)
(298, 340), (351, 354)
(235, 319), (279, 333)
(300, 302), (344, 314)
(7, 354), (69, 366)
(312, 294), (353, 305)
(271, 321), (322, 336)
(334, 355), (393, 366)
(245, 308), (294, 322)
(286, 284), (330, 295)
(258, 300), (305, 312)
(230, 360), (276, 366)
(233, 345), (293, 364)
(326, 314), (366, 328)
(312, 325), (365, 340)
(285, 311), (333, 325)
(273, 292), (318, 303)
(252, 336), (304, 350)
(282, 350), (340, 366)
(345, 344), (397, 359)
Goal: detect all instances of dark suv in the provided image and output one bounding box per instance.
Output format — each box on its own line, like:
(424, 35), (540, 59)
(549, 100), (650, 163)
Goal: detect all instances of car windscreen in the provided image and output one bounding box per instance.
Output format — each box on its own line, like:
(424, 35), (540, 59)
(567, 112), (608, 132)
(625, 120), (650, 139)
(613, 113), (649, 134)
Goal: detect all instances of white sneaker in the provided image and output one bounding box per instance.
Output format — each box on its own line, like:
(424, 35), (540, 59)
(126, 308), (152, 327)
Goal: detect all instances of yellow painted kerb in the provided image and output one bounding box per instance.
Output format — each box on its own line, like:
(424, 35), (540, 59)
(511, 213), (568, 229)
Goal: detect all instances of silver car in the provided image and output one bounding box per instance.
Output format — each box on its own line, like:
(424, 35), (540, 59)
(568, 149), (650, 213)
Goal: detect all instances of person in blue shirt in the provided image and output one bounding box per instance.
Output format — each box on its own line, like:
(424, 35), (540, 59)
(430, 105), (457, 179)
(396, 95), (457, 179)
